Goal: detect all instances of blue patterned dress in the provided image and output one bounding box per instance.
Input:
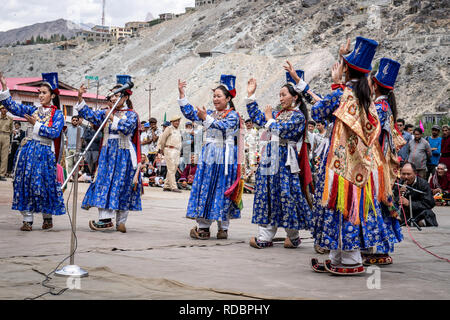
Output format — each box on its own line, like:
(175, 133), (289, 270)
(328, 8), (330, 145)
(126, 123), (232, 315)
(0, 91), (65, 216)
(246, 100), (313, 230)
(76, 103), (142, 212)
(179, 98), (241, 222)
(311, 87), (394, 251)
(374, 98), (403, 253)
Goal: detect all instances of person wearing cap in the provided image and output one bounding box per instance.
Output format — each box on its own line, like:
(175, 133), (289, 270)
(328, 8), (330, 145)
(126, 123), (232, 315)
(309, 37), (392, 275)
(0, 104), (13, 181)
(157, 115), (182, 193)
(177, 75), (242, 240)
(360, 58), (406, 266)
(425, 125), (442, 180)
(0, 71), (66, 231)
(405, 127), (432, 179)
(147, 117), (162, 164)
(75, 75), (142, 233)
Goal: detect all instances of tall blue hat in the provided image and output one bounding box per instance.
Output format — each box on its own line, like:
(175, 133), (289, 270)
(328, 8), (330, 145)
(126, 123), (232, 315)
(374, 58), (401, 90)
(220, 74), (236, 98)
(286, 70), (304, 86)
(42, 72), (59, 93)
(116, 75), (132, 85)
(343, 37), (378, 73)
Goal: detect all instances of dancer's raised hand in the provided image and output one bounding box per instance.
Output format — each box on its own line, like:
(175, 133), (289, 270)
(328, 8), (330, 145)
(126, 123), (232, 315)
(283, 61), (300, 84)
(78, 84), (87, 103)
(0, 72), (7, 91)
(196, 106), (207, 121)
(331, 61), (344, 85)
(178, 79), (187, 99)
(247, 78), (257, 97)
(339, 38), (351, 57)
(264, 105), (273, 120)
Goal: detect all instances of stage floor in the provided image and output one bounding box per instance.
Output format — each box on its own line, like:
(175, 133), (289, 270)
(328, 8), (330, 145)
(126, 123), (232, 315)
(0, 179), (449, 300)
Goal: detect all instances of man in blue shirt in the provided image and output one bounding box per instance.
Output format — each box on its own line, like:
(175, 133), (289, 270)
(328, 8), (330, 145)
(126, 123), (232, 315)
(426, 125), (442, 180)
(397, 118), (412, 165)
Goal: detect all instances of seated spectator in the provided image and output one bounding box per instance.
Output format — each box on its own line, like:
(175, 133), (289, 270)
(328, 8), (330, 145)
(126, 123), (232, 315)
(178, 154), (197, 190)
(430, 163), (450, 206)
(393, 162), (438, 227)
(153, 153), (167, 179)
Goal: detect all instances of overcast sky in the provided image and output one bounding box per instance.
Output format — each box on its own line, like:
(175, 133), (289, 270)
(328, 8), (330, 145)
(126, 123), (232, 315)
(0, 0), (195, 32)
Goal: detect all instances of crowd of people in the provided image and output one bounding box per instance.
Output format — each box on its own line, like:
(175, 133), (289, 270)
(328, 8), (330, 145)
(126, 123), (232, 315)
(0, 35), (449, 276)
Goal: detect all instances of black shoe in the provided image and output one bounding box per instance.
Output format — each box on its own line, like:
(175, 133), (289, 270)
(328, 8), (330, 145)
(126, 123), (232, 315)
(0, 176), (6, 181)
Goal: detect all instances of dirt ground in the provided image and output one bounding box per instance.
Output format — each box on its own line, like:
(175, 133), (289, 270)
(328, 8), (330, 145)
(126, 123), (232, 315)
(0, 179), (449, 300)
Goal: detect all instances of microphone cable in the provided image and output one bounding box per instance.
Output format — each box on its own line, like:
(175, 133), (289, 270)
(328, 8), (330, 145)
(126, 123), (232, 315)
(25, 179), (79, 300)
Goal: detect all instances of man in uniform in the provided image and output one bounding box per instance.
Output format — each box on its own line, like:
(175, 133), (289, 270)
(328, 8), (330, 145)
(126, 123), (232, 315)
(158, 115), (182, 192)
(0, 105), (13, 181)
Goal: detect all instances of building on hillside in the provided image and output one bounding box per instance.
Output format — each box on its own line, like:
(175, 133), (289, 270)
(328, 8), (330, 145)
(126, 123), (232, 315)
(185, 7), (196, 13)
(195, 0), (221, 7)
(110, 27), (133, 40)
(77, 25), (111, 43)
(125, 21), (151, 35)
(422, 112), (449, 125)
(1, 77), (108, 124)
(159, 13), (174, 21)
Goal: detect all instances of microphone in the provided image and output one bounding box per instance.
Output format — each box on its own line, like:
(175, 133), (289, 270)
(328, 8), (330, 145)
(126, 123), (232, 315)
(107, 81), (134, 98)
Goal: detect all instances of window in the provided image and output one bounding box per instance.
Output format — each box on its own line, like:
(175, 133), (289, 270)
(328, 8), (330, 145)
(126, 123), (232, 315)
(21, 101), (34, 106)
(64, 105), (73, 117)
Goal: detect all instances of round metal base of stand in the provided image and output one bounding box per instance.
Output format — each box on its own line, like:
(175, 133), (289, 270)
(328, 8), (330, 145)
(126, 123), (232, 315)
(55, 265), (89, 278)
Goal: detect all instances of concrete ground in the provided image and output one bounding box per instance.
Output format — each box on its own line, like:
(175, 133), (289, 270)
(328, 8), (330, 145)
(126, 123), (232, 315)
(0, 179), (449, 300)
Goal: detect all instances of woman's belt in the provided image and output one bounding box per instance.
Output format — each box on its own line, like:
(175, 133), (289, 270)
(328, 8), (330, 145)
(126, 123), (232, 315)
(108, 133), (138, 169)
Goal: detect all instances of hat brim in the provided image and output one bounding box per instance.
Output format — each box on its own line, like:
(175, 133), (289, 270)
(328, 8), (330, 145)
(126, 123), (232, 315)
(343, 56), (371, 74)
(373, 76), (394, 90)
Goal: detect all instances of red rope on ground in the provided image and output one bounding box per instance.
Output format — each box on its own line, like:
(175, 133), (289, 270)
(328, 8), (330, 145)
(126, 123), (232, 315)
(397, 183), (450, 263)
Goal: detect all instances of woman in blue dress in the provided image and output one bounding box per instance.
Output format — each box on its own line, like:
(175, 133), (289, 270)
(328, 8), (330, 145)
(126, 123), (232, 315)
(245, 68), (313, 249)
(177, 76), (241, 240)
(362, 57), (404, 265)
(0, 72), (65, 231)
(310, 37), (395, 275)
(75, 78), (142, 233)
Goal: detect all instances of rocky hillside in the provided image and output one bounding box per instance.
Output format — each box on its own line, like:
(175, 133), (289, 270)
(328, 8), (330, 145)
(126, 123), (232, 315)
(0, 19), (90, 46)
(0, 0), (448, 123)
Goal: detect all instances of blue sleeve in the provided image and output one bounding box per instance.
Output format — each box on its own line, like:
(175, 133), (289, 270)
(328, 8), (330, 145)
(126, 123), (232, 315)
(246, 101), (267, 127)
(375, 103), (388, 128)
(311, 89), (343, 122)
(434, 139), (442, 156)
(38, 110), (64, 139)
(268, 111), (305, 140)
(77, 105), (107, 127)
(0, 96), (37, 117)
(180, 103), (201, 123)
(115, 111), (138, 136)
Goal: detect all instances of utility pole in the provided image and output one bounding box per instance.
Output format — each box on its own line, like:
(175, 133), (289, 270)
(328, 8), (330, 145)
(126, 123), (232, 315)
(145, 82), (156, 120)
(102, 0), (106, 26)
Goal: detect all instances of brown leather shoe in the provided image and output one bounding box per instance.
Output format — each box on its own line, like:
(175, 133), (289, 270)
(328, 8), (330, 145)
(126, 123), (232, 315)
(172, 189), (182, 193)
(217, 229), (228, 239)
(116, 223), (127, 233)
(42, 220), (53, 230)
(20, 222), (32, 231)
(190, 227), (210, 240)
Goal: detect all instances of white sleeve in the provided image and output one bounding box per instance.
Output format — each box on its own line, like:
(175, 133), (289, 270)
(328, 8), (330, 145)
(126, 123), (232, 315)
(245, 94), (256, 105)
(177, 97), (189, 107)
(0, 89), (11, 101)
(74, 99), (87, 112)
(203, 114), (214, 130)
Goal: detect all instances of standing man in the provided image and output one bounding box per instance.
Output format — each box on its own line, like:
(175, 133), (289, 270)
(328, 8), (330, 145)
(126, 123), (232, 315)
(140, 122), (151, 162)
(181, 121), (195, 171)
(406, 127), (432, 179)
(425, 125), (442, 180)
(440, 124), (450, 170)
(396, 118), (412, 165)
(158, 115), (182, 193)
(147, 118), (161, 164)
(8, 121), (25, 175)
(65, 115), (84, 176)
(82, 122), (102, 178)
(0, 105), (13, 181)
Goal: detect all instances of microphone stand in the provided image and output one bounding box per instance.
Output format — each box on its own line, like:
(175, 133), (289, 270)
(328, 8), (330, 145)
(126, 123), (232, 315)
(396, 182), (426, 231)
(55, 92), (125, 278)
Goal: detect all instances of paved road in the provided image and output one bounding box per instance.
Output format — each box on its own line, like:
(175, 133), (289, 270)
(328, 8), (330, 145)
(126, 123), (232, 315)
(0, 180), (449, 300)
